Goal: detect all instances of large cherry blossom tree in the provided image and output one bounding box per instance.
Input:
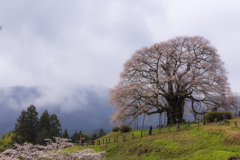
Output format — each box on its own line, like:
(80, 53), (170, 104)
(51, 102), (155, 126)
(109, 36), (239, 126)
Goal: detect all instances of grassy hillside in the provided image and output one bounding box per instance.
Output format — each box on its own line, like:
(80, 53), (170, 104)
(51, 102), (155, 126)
(63, 119), (240, 160)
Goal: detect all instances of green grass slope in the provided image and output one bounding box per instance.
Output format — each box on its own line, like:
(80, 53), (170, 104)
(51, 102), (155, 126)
(64, 119), (240, 160)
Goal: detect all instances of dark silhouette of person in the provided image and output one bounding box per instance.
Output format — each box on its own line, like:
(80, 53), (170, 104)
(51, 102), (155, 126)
(149, 125), (152, 135)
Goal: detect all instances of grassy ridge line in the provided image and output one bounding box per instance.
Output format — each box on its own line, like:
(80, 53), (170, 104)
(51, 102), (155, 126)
(64, 119), (240, 159)
(94, 122), (200, 144)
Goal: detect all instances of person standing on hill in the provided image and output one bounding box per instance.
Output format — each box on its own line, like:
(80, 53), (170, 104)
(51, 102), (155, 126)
(176, 118), (180, 130)
(238, 109), (240, 118)
(149, 125), (152, 135)
(82, 137), (85, 146)
(203, 114), (206, 126)
(80, 136), (82, 145)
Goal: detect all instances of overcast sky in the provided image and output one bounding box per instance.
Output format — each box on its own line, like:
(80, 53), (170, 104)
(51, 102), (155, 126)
(1, 0), (240, 94)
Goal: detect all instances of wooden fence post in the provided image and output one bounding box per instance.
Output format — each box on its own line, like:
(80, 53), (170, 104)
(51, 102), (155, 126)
(132, 133), (134, 139)
(168, 124), (170, 132)
(235, 122), (237, 127)
(141, 131), (142, 138)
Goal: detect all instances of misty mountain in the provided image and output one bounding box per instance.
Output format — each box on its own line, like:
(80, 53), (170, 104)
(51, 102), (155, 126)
(0, 85), (115, 136)
(0, 85), (195, 136)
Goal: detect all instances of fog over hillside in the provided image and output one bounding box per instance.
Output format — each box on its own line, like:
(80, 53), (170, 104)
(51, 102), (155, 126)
(0, 85), (115, 136)
(0, 85), (196, 136)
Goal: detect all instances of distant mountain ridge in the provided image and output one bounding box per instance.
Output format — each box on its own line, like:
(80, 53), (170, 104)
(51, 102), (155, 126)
(0, 85), (196, 136)
(0, 85), (115, 136)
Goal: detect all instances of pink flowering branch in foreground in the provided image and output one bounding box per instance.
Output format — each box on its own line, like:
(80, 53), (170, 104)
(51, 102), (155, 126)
(0, 137), (106, 160)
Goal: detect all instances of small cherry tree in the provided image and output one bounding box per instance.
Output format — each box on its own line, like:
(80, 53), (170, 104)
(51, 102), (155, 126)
(0, 137), (106, 160)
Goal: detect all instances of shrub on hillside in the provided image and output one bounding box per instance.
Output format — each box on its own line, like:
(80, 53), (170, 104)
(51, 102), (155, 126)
(205, 111), (232, 123)
(120, 125), (131, 133)
(112, 127), (119, 132)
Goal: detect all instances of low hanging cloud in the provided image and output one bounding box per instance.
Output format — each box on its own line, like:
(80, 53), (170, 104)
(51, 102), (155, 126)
(0, 85), (111, 120)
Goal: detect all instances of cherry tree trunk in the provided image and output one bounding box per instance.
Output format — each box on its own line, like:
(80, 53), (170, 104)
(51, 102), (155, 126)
(166, 97), (185, 125)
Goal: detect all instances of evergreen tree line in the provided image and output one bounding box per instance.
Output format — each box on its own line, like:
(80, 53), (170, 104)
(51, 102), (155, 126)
(14, 105), (62, 145)
(1, 105), (107, 148)
(68, 128), (106, 144)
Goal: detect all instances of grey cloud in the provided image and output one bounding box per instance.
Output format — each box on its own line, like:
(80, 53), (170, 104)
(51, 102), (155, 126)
(0, 0), (239, 93)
